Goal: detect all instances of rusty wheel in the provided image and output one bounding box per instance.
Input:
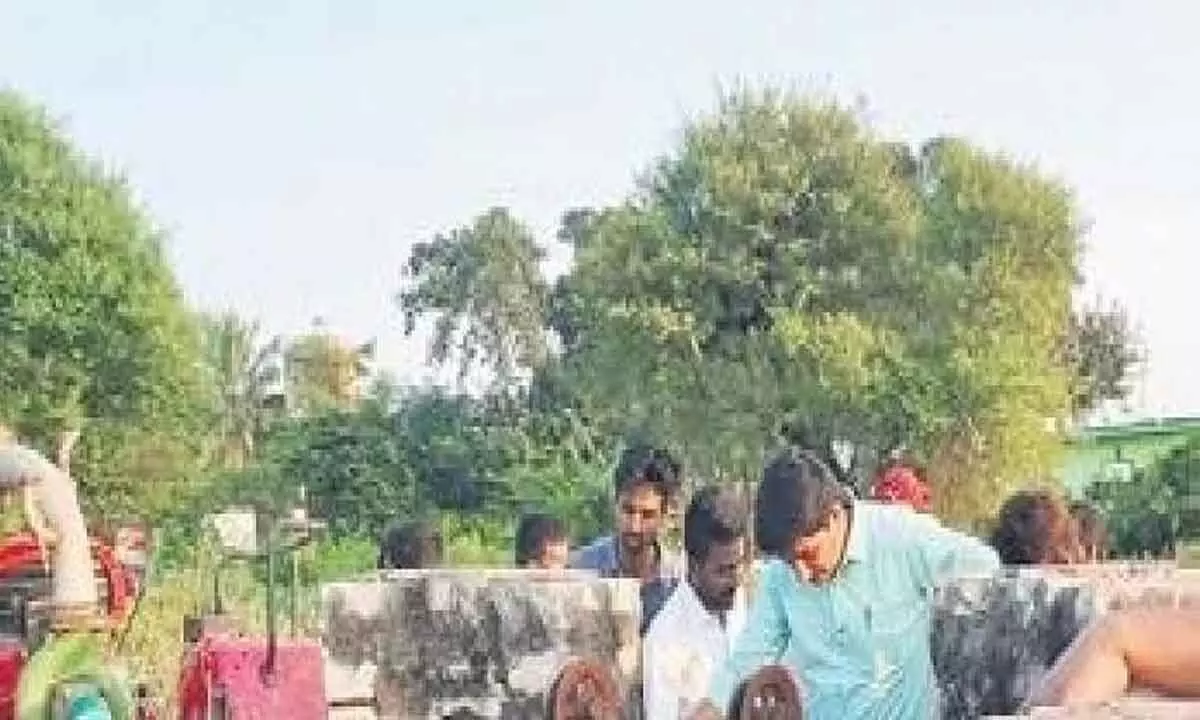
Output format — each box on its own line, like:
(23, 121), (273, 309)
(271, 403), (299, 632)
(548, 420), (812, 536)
(734, 665), (803, 720)
(548, 658), (622, 720)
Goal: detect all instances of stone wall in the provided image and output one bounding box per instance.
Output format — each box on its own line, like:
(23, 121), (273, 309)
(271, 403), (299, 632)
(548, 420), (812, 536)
(318, 565), (1200, 719)
(932, 564), (1200, 719)
(987, 699), (1200, 719)
(321, 569), (640, 720)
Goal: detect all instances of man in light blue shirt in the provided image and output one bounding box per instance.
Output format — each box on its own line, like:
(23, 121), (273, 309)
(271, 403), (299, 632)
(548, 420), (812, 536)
(689, 448), (1000, 720)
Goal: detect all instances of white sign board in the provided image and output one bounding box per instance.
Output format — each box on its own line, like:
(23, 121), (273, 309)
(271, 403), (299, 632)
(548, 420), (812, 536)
(207, 507), (259, 556)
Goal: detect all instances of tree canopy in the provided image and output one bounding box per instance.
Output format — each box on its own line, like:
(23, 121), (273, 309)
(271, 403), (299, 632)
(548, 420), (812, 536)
(0, 91), (210, 515)
(400, 90), (1132, 526)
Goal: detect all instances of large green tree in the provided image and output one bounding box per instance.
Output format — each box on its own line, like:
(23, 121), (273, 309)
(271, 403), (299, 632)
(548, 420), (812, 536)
(399, 91), (1142, 526)
(0, 91), (210, 516)
(397, 207), (550, 389)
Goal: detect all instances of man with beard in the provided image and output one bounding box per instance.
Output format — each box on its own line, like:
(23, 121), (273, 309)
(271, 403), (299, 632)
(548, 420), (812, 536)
(688, 448), (999, 720)
(643, 486), (749, 719)
(570, 442), (684, 634)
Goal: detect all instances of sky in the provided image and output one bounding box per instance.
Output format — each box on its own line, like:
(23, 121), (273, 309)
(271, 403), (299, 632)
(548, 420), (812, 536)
(1, 1), (1197, 419)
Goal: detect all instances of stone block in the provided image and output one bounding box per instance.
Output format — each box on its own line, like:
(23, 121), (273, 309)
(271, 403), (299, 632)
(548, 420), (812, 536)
(986, 698), (1200, 718)
(933, 571), (1100, 719)
(321, 569), (640, 719)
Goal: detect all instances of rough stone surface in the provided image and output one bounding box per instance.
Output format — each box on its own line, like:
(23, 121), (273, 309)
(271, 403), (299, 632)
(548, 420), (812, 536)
(318, 565), (1200, 719)
(932, 565), (1200, 719)
(321, 569), (640, 720)
(933, 571), (1100, 719)
(986, 699), (1200, 718)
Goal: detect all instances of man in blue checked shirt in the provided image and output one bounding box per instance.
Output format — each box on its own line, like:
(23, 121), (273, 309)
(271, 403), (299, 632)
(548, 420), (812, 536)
(688, 448), (1000, 720)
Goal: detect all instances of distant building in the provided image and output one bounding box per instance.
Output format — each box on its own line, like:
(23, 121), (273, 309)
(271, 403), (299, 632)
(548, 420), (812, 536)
(1059, 416), (1200, 499)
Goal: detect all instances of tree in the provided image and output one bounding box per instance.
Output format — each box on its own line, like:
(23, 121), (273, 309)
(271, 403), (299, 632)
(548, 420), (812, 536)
(398, 207), (550, 388)
(552, 91), (1083, 524)
(0, 91), (210, 515)
(198, 312), (284, 469)
(248, 408), (417, 538)
(1066, 301), (1142, 417)
(283, 320), (375, 415)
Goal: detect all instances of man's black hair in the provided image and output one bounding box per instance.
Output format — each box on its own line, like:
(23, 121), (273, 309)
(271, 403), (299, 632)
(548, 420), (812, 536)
(515, 512), (568, 566)
(683, 485), (747, 565)
(378, 520), (443, 570)
(990, 490), (1076, 565)
(613, 442), (682, 504)
(755, 447), (851, 557)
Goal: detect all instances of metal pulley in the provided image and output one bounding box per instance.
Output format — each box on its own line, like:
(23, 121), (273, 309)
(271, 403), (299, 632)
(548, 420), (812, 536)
(548, 658), (622, 720)
(734, 665), (803, 720)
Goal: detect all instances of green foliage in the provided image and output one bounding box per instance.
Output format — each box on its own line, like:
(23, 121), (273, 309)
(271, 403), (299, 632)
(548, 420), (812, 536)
(197, 311), (285, 469)
(304, 536), (377, 581)
(1066, 301), (1143, 416)
(283, 322), (375, 415)
(1089, 436), (1200, 558)
(244, 408), (418, 536)
(399, 207), (550, 386)
(0, 91), (211, 515)
(209, 387), (614, 548)
(542, 91), (1081, 523)
(394, 89), (1141, 529)
(1089, 468), (1178, 559)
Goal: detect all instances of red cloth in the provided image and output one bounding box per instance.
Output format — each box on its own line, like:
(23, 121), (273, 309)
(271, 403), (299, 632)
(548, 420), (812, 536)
(871, 465), (932, 512)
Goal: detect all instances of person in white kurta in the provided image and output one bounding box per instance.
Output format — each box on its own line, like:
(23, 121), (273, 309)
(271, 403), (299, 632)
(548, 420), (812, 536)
(643, 486), (749, 720)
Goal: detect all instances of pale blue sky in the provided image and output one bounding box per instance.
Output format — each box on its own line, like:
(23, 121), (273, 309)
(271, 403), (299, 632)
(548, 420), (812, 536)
(2, 1), (1197, 418)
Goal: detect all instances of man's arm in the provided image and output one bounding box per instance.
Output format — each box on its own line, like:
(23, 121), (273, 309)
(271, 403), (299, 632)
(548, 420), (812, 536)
(568, 536), (607, 571)
(700, 561), (791, 716)
(1030, 608), (1200, 704)
(898, 509), (1000, 591)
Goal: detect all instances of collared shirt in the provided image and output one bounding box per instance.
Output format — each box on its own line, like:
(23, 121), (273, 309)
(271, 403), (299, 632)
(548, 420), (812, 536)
(570, 535), (684, 634)
(706, 501), (1000, 720)
(643, 580), (747, 720)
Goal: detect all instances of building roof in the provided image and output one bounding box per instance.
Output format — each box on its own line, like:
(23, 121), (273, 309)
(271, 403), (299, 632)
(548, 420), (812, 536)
(1071, 415), (1200, 444)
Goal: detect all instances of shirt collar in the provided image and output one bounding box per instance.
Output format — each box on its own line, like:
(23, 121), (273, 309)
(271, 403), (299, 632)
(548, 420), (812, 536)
(842, 501), (868, 564)
(676, 577), (743, 628)
(607, 534), (682, 580)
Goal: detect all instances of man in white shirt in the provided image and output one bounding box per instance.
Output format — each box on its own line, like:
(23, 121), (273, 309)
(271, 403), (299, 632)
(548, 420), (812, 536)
(643, 486), (749, 719)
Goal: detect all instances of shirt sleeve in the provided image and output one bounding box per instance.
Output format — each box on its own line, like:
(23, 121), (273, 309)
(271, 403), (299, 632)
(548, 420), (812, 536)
(642, 625), (681, 720)
(568, 539), (601, 570)
(705, 561), (791, 714)
(900, 509), (1000, 591)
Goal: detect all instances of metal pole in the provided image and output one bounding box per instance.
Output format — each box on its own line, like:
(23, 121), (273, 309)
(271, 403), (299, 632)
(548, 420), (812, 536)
(289, 550), (299, 637)
(262, 533), (278, 683)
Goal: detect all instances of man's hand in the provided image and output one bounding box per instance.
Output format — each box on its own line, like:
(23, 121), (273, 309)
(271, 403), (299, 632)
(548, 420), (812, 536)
(686, 700), (723, 720)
